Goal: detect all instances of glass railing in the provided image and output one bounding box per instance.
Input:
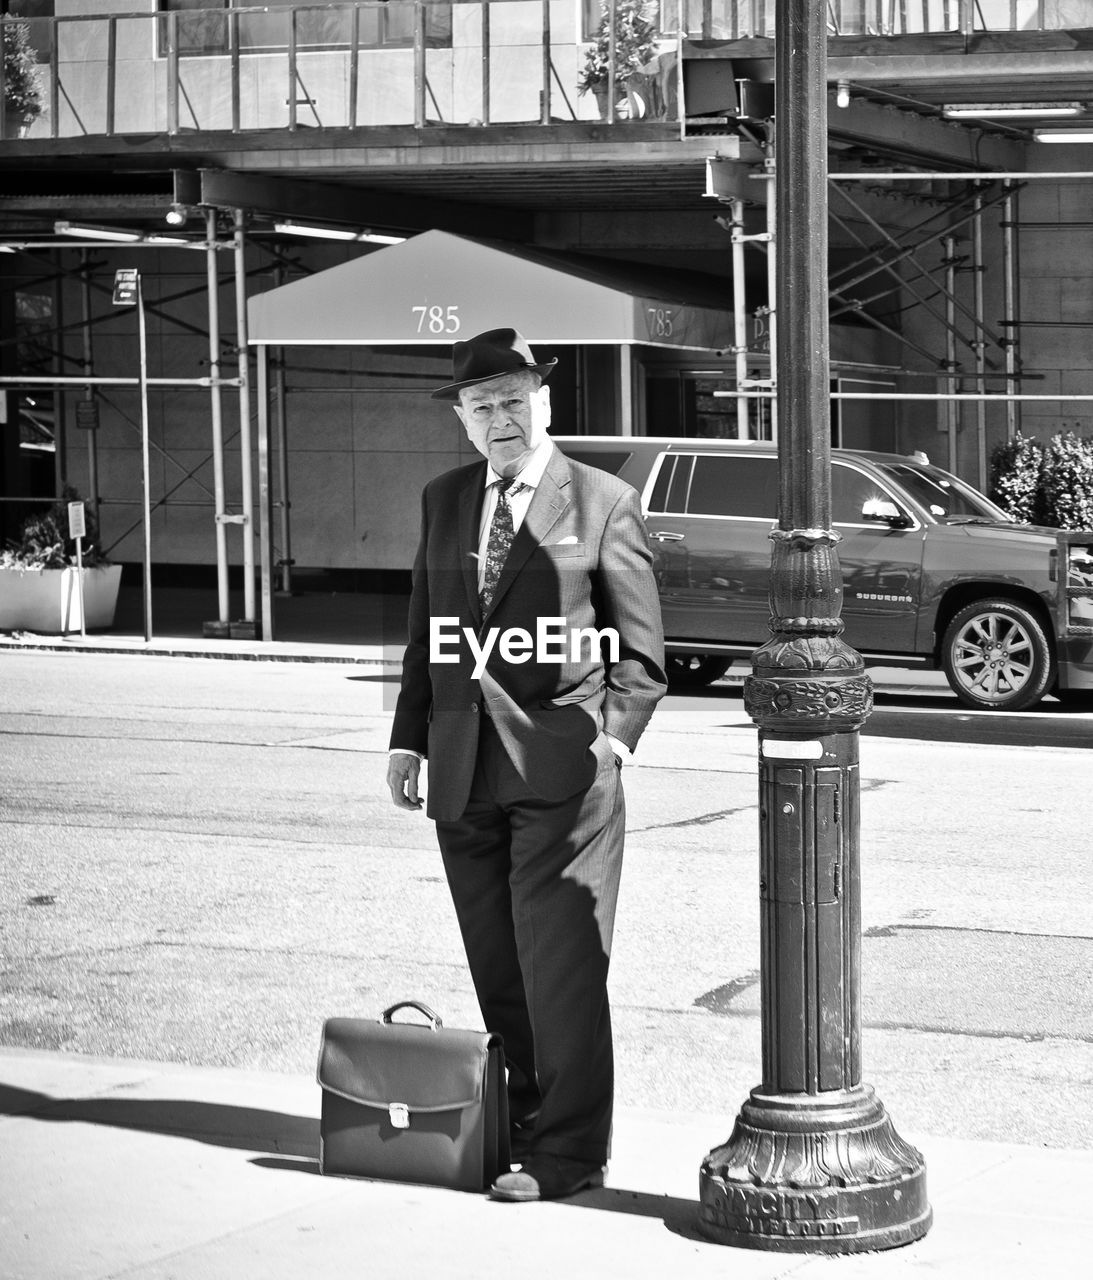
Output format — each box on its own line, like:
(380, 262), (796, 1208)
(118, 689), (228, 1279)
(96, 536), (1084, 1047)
(682, 0), (1091, 38)
(1, 2), (684, 140)
(2, 1), (1088, 141)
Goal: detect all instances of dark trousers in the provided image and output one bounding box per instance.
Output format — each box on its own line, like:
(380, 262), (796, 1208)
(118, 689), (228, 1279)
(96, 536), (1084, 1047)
(435, 720), (625, 1165)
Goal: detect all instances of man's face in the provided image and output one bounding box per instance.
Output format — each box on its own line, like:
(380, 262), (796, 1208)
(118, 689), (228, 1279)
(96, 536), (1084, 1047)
(454, 371), (551, 477)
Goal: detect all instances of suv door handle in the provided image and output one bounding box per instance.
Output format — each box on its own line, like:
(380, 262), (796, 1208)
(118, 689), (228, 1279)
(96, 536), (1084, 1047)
(649, 531), (685, 542)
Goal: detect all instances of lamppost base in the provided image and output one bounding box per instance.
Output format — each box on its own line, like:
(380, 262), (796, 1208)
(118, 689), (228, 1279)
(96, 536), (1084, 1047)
(698, 1086), (931, 1253)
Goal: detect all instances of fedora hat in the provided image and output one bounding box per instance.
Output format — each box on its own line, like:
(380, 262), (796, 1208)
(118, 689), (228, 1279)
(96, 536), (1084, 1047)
(431, 327), (557, 401)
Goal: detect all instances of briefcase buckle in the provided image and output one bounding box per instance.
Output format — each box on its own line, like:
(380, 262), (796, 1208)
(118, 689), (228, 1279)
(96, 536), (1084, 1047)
(389, 1103), (411, 1129)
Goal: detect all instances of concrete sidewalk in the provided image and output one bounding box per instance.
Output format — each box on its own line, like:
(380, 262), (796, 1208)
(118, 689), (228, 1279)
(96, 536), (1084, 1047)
(0, 586), (406, 666)
(2, 1047), (1089, 1280)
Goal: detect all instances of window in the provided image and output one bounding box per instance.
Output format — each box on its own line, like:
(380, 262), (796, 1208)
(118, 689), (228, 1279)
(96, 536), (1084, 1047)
(648, 454), (693, 513)
(159, 0), (453, 57)
(650, 453), (777, 519)
(832, 463), (895, 526)
(581, 0), (665, 41)
(879, 463), (1004, 521)
(688, 455), (776, 518)
(4, 0), (54, 58)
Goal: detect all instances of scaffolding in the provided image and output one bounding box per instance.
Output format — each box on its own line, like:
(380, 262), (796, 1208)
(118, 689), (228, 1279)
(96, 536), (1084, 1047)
(709, 152), (1093, 489)
(0, 214), (284, 637)
(5, 164), (1093, 637)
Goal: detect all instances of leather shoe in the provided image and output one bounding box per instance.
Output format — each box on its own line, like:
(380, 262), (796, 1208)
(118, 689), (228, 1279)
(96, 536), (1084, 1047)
(489, 1155), (605, 1202)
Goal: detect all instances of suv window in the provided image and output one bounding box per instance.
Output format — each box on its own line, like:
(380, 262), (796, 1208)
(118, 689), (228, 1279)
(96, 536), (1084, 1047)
(650, 454), (777, 519)
(878, 462), (1005, 521)
(649, 455), (694, 512)
(832, 462), (901, 525)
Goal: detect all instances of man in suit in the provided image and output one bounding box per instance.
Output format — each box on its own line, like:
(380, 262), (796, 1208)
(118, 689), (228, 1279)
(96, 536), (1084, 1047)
(387, 328), (666, 1202)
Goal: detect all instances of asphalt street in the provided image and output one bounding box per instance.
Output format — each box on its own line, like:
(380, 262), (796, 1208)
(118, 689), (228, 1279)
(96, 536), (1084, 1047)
(1, 649), (1091, 1153)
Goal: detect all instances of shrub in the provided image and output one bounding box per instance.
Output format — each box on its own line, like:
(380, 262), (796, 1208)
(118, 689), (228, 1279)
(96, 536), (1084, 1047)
(989, 431), (1045, 524)
(990, 429), (1093, 529)
(1042, 430), (1093, 530)
(2, 19), (43, 124)
(578, 1), (659, 94)
(1, 486), (110, 570)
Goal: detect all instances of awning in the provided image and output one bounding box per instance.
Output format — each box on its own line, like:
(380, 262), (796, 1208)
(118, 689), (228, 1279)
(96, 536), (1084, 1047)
(247, 230), (735, 351)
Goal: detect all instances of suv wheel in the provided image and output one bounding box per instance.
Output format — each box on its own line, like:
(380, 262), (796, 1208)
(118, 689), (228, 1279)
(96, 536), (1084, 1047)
(666, 654), (733, 688)
(941, 599), (1055, 712)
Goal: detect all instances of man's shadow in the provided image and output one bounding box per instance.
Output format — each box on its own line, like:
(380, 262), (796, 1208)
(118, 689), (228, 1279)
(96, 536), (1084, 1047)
(0, 1081), (319, 1165)
(1, 1080), (704, 1238)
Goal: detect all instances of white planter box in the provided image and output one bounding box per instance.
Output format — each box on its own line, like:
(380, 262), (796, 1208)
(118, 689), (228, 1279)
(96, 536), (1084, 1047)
(0, 564), (123, 633)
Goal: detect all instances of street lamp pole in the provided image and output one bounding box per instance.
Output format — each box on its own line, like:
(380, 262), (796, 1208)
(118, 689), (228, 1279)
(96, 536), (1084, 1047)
(698, 0), (931, 1253)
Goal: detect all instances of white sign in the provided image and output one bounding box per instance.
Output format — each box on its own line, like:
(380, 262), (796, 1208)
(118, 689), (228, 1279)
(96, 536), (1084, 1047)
(761, 739), (825, 760)
(67, 501), (86, 540)
(112, 269), (139, 306)
(412, 304), (461, 335)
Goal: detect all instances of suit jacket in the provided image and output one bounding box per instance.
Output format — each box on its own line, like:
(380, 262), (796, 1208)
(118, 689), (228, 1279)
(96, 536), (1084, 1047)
(390, 445), (667, 822)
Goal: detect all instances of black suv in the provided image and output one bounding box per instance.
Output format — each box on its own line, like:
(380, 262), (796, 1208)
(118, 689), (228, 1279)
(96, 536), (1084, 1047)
(555, 437), (1093, 712)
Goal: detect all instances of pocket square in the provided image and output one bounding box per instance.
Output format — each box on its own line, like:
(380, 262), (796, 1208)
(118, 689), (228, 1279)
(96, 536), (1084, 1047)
(553, 535), (580, 545)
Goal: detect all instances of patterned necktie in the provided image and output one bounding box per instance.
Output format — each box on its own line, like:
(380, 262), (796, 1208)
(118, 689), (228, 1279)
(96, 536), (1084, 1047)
(480, 478), (521, 613)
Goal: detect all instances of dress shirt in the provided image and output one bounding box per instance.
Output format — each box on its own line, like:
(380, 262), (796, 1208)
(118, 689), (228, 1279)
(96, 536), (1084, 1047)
(474, 436), (554, 593)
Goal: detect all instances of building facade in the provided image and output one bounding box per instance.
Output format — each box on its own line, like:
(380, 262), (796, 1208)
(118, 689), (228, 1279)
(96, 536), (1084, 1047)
(3, 1), (1093, 624)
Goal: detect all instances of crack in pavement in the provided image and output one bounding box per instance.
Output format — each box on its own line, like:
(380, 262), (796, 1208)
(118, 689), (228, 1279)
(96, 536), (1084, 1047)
(630, 805), (755, 832)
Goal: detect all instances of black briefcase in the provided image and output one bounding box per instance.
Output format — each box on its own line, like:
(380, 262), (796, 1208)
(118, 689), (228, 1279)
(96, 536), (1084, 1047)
(316, 1000), (510, 1191)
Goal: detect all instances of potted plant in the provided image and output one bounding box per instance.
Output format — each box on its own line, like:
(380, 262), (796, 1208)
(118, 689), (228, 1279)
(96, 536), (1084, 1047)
(577, 1), (660, 120)
(0, 488), (122, 633)
(2, 18), (43, 138)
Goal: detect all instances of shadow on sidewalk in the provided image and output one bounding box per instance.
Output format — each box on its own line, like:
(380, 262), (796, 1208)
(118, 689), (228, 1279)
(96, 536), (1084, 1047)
(2, 1081), (706, 1235)
(571, 1186), (705, 1240)
(0, 1082), (318, 1159)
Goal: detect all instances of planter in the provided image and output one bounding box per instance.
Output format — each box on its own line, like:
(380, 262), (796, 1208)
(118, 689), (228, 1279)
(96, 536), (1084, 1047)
(590, 83), (625, 120)
(589, 82), (647, 121)
(0, 564), (122, 633)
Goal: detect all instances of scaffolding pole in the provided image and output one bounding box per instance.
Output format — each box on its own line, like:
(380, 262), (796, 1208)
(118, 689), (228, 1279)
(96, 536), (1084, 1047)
(52, 264), (67, 492)
(257, 345), (274, 642)
(729, 198), (751, 440)
(0, 375), (240, 387)
(206, 207), (230, 625)
(79, 251), (101, 519)
(765, 155), (778, 442)
(714, 391), (1093, 401)
(1002, 180), (1021, 444)
(234, 208), (256, 626)
(271, 264), (293, 595)
(825, 171), (1093, 181)
(972, 189), (988, 490)
(944, 235), (959, 473)
(136, 274), (154, 643)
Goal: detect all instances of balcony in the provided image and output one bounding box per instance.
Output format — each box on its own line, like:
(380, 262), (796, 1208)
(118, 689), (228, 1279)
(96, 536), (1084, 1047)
(2, 1), (683, 142)
(3, 1), (1091, 144)
(684, 0), (1093, 39)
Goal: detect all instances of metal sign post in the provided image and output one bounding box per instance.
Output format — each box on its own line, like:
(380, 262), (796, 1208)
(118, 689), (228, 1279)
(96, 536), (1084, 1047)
(112, 268), (153, 642)
(67, 500), (86, 638)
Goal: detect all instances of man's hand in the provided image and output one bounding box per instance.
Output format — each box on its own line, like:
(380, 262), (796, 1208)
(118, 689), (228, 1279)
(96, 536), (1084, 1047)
(387, 753), (424, 811)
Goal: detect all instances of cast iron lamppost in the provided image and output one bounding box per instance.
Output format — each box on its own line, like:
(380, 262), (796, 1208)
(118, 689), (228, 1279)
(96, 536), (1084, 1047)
(698, 1), (932, 1253)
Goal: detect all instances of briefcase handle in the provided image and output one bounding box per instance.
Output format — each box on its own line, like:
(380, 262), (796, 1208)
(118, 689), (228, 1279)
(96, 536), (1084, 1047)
(382, 1000), (444, 1030)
